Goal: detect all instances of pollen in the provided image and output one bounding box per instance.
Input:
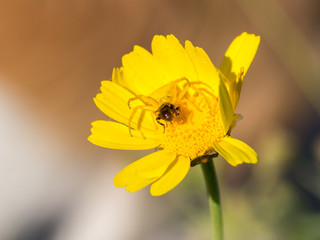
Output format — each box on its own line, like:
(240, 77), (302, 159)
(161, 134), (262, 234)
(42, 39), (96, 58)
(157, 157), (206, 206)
(159, 93), (225, 160)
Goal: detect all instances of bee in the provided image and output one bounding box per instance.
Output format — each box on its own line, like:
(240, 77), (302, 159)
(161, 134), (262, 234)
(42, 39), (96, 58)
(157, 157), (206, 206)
(155, 102), (180, 128)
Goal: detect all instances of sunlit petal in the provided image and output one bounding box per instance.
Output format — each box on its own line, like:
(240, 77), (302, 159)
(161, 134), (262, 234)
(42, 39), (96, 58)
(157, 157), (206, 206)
(150, 155), (190, 196)
(152, 35), (198, 83)
(185, 40), (220, 96)
(114, 150), (177, 190)
(88, 121), (160, 150)
(218, 78), (234, 134)
(220, 32), (260, 84)
(214, 137), (258, 166)
(219, 32), (260, 109)
(94, 80), (156, 132)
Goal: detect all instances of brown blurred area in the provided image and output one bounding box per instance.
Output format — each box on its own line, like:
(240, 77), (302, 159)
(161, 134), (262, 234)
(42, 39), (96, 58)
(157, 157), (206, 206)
(0, 0), (319, 240)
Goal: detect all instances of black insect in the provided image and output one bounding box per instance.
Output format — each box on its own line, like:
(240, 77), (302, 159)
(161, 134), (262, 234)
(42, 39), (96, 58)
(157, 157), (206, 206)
(155, 103), (180, 128)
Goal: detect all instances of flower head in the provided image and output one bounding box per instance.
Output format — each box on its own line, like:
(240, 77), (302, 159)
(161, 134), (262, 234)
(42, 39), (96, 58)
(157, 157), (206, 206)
(88, 32), (260, 196)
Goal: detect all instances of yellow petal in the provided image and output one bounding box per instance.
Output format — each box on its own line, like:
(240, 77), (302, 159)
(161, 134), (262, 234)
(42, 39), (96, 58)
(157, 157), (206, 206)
(150, 155), (190, 196)
(184, 40), (220, 96)
(122, 45), (169, 96)
(219, 33), (260, 109)
(219, 32), (260, 84)
(111, 67), (131, 94)
(218, 78), (234, 134)
(125, 178), (156, 193)
(218, 71), (240, 111)
(94, 80), (156, 132)
(88, 120), (160, 150)
(214, 137), (258, 166)
(152, 35), (198, 83)
(113, 150), (177, 190)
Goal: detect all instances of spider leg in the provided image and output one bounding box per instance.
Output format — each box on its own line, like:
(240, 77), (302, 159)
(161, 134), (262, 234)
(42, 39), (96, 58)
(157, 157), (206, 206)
(128, 105), (157, 137)
(175, 79), (217, 112)
(170, 77), (191, 104)
(176, 83), (190, 103)
(192, 87), (216, 99)
(137, 109), (146, 134)
(188, 81), (214, 92)
(128, 95), (159, 109)
(189, 85), (216, 112)
(173, 77), (190, 85)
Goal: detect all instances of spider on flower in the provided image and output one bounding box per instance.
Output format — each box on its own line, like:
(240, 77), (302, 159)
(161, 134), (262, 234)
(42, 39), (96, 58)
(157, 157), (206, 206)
(127, 77), (215, 136)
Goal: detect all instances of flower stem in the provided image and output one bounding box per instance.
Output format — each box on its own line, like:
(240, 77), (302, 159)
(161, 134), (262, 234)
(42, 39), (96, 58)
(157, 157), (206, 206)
(201, 157), (223, 240)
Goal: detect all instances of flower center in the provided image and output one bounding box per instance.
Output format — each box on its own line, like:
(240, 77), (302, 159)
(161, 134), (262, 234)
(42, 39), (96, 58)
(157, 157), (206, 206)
(158, 92), (225, 160)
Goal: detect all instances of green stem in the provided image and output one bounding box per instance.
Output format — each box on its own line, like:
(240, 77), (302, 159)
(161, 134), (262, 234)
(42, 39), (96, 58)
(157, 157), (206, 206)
(201, 157), (223, 240)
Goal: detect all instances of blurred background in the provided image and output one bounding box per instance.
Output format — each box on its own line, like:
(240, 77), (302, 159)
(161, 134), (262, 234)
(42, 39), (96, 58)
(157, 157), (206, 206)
(0, 0), (319, 239)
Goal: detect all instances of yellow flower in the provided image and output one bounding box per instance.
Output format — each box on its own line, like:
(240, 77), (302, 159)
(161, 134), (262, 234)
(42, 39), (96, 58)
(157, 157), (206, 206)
(88, 32), (260, 196)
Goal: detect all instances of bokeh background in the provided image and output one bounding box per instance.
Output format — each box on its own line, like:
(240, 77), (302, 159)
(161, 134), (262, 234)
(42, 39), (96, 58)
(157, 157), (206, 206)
(1, 0), (319, 239)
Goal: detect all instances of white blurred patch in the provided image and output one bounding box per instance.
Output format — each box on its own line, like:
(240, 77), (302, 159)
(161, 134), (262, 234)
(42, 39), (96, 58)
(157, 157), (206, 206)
(53, 165), (143, 240)
(0, 82), (143, 240)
